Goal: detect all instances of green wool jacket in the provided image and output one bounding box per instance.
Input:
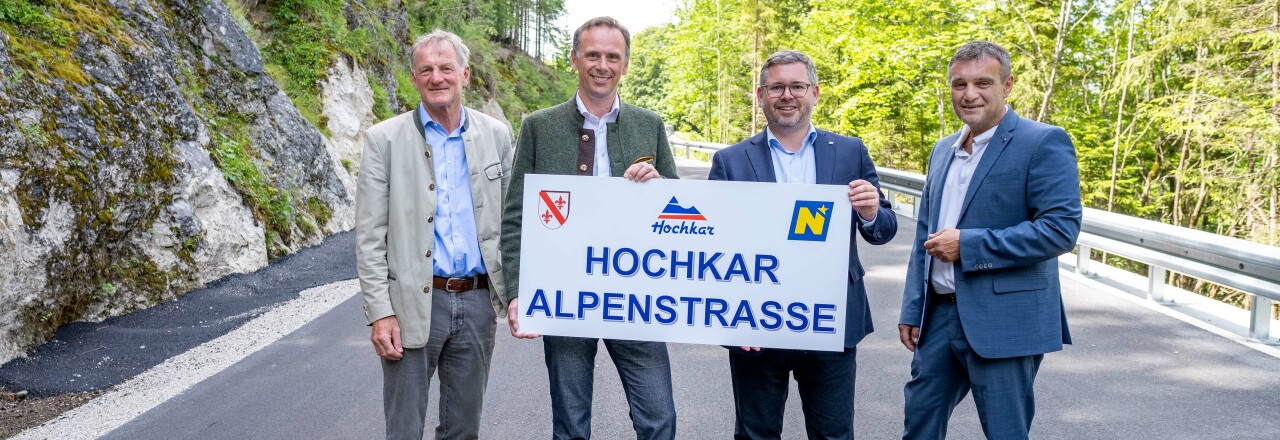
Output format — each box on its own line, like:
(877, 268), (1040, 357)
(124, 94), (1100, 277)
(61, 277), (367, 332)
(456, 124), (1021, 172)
(499, 98), (678, 302)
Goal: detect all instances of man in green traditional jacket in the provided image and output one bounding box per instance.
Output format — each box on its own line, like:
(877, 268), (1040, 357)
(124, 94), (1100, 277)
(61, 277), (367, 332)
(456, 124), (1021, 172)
(499, 16), (679, 440)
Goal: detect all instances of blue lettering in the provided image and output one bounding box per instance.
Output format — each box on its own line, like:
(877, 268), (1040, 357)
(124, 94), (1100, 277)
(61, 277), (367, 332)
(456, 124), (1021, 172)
(786, 302), (810, 331)
(755, 254), (780, 284)
(704, 298), (729, 327)
(671, 251), (694, 279)
(642, 249), (666, 278)
(760, 301), (782, 330)
(697, 252), (724, 281)
(602, 293), (624, 322)
(730, 300), (758, 329)
(577, 291), (600, 319)
(553, 290), (574, 319)
(628, 294), (652, 323)
(679, 296), (703, 326)
(723, 253), (750, 282)
(586, 247), (609, 275)
(528, 289), (551, 317)
(813, 303), (836, 333)
(613, 247), (638, 277)
(655, 295), (677, 324)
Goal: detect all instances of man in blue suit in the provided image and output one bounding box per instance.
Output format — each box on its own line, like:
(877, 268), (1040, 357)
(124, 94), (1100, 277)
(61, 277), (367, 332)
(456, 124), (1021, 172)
(709, 50), (898, 440)
(898, 42), (1082, 440)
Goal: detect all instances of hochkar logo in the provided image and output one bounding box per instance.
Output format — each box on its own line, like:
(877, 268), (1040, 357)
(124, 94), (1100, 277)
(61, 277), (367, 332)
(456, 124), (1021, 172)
(651, 197), (715, 236)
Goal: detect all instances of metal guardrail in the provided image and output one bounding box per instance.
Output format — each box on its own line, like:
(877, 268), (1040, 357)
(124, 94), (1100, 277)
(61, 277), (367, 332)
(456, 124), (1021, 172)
(669, 137), (1280, 341)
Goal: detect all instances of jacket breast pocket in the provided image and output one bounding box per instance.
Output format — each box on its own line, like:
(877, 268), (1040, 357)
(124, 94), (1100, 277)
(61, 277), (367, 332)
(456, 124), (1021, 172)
(992, 267), (1047, 293)
(484, 162), (506, 180)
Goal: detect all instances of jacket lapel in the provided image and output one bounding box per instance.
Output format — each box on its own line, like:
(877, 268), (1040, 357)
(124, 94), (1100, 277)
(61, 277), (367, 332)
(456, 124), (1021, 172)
(927, 141), (952, 233)
(957, 109), (1020, 220)
(744, 131), (775, 183)
(813, 131), (836, 184)
(460, 108), (478, 188)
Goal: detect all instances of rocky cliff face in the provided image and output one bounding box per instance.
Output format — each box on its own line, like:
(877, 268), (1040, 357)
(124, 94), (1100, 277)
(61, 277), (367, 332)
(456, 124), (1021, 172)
(0, 0), (356, 364)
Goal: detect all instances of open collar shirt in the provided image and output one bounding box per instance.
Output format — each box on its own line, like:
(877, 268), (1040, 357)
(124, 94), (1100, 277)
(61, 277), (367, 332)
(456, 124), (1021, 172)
(419, 103), (486, 278)
(929, 114), (1002, 293)
(575, 92), (620, 177)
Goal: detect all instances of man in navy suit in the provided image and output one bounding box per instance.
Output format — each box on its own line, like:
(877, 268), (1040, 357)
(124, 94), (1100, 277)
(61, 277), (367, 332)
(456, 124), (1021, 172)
(898, 42), (1082, 440)
(709, 50), (898, 440)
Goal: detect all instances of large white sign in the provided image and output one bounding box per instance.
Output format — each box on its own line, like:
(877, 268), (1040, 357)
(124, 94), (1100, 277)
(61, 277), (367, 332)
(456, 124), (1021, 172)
(517, 174), (852, 351)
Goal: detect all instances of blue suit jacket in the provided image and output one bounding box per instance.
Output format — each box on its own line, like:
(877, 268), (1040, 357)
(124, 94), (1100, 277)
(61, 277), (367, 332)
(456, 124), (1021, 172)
(898, 109), (1082, 359)
(709, 129), (898, 347)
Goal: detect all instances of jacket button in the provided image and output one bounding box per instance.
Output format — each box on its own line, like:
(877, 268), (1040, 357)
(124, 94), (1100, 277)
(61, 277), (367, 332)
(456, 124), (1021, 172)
(429, 183), (436, 191)
(427, 216), (434, 223)
(425, 250), (432, 258)
(422, 286), (430, 293)
(579, 164), (588, 172)
(581, 134), (589, 141)
(425, 150), (431, 158)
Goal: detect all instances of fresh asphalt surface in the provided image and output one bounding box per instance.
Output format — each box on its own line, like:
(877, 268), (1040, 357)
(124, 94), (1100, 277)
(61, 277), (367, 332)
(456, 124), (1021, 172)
(0, 232), (357, 397)
(13, 159), (1280, 438)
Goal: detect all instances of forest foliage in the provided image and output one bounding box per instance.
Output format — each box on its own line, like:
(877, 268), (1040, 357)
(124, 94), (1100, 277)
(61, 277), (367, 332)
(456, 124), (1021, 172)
(226, 0), (575, 130)
(623, 0), (1279, 311)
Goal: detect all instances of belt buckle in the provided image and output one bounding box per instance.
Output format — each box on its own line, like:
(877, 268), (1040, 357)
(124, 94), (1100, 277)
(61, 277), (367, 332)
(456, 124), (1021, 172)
(444, 277), (470, 293)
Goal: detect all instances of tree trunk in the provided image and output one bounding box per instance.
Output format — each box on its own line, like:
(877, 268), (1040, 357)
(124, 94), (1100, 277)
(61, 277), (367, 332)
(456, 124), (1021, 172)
(1037, 0), (1074, 122)
(1108, 11), (1136, 211)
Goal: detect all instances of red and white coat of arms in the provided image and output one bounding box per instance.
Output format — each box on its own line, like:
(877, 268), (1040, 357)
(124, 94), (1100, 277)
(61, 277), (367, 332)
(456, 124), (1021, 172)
(537, 191), (570, 229)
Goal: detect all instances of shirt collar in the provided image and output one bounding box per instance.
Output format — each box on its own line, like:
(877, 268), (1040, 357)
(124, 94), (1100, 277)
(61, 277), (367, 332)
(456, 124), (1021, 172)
(418, 103), (467, 136)
(765, 125), (818, 154)
(952, 108), (1004, 157)
(574, 92), (621, 122)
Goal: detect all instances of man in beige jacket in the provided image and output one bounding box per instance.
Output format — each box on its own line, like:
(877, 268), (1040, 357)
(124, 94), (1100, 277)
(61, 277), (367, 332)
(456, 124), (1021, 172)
(355, 29), (512, 440)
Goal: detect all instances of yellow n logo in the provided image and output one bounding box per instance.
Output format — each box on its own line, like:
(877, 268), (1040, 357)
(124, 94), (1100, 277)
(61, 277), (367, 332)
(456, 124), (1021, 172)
(788, 201), (834, 241)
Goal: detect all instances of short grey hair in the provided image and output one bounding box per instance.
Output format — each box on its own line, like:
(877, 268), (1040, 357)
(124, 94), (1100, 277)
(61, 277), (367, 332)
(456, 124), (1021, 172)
(759, 50), (818, 86)
(411, 30), (470, 72)
(572, 16), (630, 59)
(948, 41), (1011, 80)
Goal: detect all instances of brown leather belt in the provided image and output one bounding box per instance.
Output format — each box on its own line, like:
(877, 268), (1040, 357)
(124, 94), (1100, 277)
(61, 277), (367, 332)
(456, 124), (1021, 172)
(432, 275), (489, 293)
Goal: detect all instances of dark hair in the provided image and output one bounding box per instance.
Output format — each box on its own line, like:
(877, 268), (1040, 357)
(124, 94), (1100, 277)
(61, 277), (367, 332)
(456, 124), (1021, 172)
(948, 41), (1011, 79)
(759, 50), (817, 86)
(572, 16), (630, 59)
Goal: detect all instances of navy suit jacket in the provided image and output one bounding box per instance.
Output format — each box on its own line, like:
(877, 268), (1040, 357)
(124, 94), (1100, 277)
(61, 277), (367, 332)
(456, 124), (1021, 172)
(709, 129), (897, 347)
(898, 109), (1082, 359)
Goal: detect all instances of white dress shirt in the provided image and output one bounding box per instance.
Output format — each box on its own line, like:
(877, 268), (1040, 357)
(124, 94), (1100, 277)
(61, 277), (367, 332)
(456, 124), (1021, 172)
(929, 121), (999, 293)
(574, 93), (620, 177)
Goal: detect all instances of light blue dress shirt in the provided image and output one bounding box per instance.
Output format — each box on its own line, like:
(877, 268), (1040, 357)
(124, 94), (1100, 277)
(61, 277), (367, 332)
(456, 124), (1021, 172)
(765, 125), (818, 184)
(575, 92), (620, 177)
(419, 104), (486, 277)
(766, 125), (877, 225)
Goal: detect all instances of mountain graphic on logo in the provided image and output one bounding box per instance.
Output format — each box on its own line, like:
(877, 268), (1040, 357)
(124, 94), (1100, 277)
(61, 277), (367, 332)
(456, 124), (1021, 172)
(657, 197), (707, 221)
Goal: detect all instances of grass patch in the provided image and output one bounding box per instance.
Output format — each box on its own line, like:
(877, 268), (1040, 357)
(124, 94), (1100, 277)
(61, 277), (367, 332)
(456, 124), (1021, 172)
(207, 114), (296, 252)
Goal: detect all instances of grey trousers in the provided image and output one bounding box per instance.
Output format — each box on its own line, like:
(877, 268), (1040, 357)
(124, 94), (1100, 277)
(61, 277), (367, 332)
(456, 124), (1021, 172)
(383, 287), (497, 440)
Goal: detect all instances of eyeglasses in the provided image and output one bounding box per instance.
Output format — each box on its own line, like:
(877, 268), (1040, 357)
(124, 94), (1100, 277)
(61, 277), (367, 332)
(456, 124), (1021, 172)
(763, 83), (813, 98)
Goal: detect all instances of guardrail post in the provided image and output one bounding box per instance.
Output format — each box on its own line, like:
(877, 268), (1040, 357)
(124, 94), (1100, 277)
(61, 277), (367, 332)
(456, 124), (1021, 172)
(1076, 245), (1093, 276)
(684, 144), (691, 159)
(1148, 265), (1169, 303)
(1249, 296), (1273, 341)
